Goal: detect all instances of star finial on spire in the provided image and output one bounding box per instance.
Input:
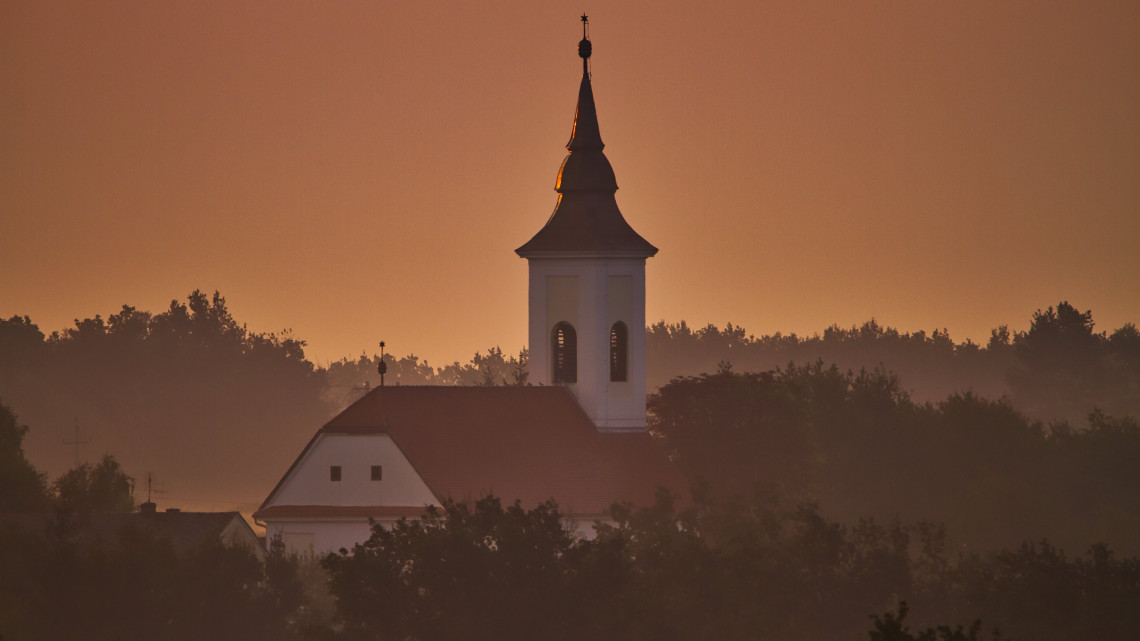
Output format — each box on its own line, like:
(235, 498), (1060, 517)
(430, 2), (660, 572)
(578, 14), (592, 73)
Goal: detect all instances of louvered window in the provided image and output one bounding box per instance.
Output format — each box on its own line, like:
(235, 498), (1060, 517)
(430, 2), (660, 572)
(610, 321), (628, 382)
(551, 322), (577, 383)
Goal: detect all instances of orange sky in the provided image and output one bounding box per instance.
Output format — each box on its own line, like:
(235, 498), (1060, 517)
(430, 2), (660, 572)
(2, 1), (1137, 368)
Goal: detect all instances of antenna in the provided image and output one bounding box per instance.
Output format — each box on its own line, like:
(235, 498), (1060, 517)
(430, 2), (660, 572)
(62, 418), (90, 467)
(377, 340), (388, 387)
(139, 472), (167, 512)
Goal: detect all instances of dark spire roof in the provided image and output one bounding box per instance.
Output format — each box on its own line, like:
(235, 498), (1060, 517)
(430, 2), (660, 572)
(516, 21), (657, 259)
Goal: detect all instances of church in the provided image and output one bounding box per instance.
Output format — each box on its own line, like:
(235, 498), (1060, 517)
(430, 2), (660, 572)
(254, 21), (683, 554)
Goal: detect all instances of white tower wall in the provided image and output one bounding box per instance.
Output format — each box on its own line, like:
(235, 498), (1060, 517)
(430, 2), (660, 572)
(527, 256), (648, 431)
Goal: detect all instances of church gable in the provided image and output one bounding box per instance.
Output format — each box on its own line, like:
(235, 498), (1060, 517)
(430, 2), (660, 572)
(262, 431), (437, 511)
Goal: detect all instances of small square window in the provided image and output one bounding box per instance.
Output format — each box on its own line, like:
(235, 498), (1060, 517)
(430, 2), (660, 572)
(371, 465), (383, 481)
(329, 465), (341, 482)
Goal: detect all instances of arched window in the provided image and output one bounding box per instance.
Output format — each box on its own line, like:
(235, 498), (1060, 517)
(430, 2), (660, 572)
(551, 322), (577, 384)
(610, 321), (628, 382)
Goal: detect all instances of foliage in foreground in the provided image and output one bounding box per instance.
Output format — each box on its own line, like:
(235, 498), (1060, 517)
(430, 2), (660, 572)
(869, 602), (1003, 641)
(0, 513), (309, 641)
(321, 494), (1140, 641)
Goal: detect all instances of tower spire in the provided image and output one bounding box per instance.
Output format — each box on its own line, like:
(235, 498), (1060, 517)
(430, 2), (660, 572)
(516, 18), (656, 258)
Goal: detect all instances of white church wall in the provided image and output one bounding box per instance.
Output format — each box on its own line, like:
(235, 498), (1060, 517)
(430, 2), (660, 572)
(527, 256), (648, 430)
(268, 519), (376, 555)
(269, 433), (437, 508)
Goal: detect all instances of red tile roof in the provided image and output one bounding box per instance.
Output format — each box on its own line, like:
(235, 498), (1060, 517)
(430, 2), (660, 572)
(258, 386), (685, 520)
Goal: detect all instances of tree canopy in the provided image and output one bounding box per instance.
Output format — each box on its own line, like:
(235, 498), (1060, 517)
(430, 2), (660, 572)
(0, 401), (49, 511)
(53, 454), (135, 513)
(647, 302), (1139, 422)
(318, 492), (1140, 641)
(650, 364), (1140, 555)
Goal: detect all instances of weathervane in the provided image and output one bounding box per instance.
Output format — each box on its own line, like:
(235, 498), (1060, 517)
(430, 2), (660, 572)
(377, 340), (387, 387)
(579, 14), (591, 75)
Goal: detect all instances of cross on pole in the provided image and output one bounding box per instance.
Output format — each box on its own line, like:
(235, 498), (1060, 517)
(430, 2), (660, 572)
(62, 418), (90, 467)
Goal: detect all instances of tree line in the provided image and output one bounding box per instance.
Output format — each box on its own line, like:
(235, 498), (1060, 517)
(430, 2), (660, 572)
(647, 302), (1140, 423)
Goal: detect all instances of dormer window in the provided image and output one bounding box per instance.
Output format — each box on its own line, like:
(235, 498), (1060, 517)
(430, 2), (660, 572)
(551, 322), (577, 383)
(610, 321), (628, 382)
(329, 465), (342, 482)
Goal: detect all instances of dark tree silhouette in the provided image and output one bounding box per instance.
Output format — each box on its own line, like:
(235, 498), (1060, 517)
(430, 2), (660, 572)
(53, 454), (135, 513)
(0, 400), (50, 511)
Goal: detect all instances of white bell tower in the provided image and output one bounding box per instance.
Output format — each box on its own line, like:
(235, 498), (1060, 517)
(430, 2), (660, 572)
(516, 18), (657, 432)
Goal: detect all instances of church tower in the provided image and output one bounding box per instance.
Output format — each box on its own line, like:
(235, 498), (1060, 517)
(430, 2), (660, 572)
(516, 18), (658, 432)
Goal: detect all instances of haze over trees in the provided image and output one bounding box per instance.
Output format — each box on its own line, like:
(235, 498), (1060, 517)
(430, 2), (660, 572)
(2, 401), (135, 513)
(1, 291), (331, 509)
(647, 301), (1140, 423)
(651, 364), (1140, 555)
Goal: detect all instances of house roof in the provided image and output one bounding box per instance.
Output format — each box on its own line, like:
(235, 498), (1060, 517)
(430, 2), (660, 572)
(0, 511), (259, 556)
(515, 33), (657, 259)
(256, 386), (685, 519)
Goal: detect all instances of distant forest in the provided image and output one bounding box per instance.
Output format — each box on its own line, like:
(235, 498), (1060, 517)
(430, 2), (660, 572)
(1, 291), (1137, 542)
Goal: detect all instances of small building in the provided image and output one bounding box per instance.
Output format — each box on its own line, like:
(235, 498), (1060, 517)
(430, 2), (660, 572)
(254, 20), (682, 554)
(0, 507), (265, 560)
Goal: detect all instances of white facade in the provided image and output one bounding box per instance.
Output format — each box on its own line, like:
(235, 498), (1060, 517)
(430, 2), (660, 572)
(526, 256), (649, 431)
(260, 432), (437, 554)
